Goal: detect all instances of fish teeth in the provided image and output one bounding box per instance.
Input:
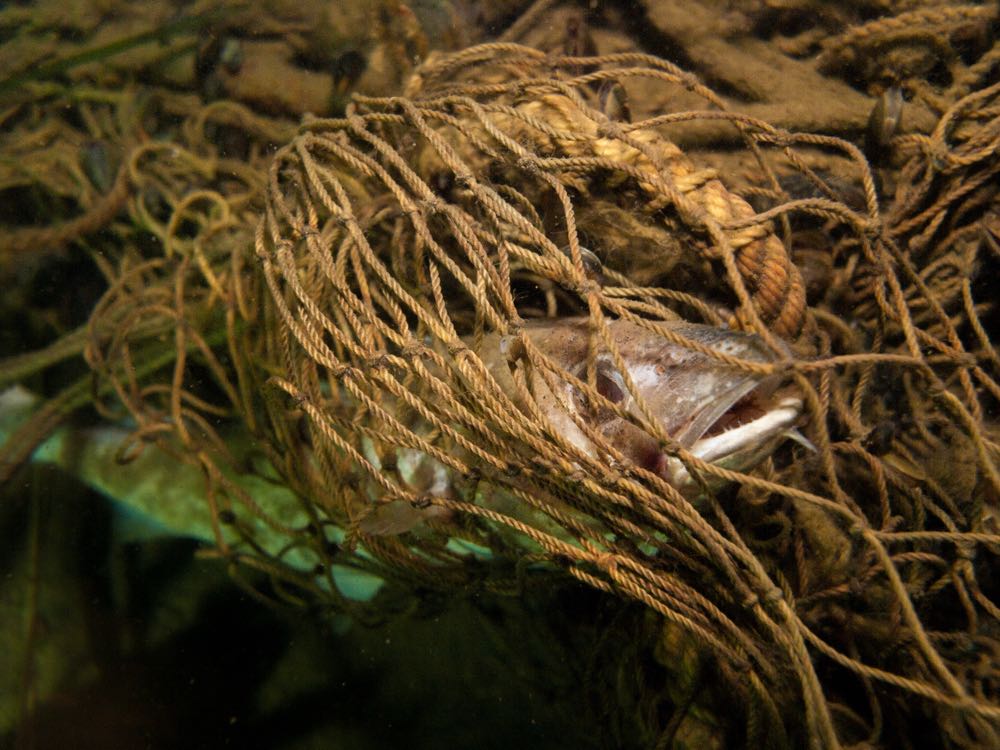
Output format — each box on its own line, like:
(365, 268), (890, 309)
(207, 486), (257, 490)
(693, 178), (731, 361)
(690, 396), (802, 465)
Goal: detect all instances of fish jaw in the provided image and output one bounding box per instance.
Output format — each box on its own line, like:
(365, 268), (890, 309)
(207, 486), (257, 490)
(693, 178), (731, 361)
(658, 394), (804, 490)
(481, 318), (803, 494)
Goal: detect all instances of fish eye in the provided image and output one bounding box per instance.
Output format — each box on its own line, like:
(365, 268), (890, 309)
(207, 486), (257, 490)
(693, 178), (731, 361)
(595, 368), (627, 404)
(570, 358), (630, 423)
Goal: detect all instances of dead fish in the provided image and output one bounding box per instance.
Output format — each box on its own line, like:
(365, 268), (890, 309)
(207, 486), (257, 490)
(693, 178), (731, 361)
(479, 317), (804, 494)
(5, 317), (805, 557)
(363, 317), (805, 534)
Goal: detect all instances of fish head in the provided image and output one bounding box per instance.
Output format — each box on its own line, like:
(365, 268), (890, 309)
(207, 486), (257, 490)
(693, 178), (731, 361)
(482, 317), (803, 495)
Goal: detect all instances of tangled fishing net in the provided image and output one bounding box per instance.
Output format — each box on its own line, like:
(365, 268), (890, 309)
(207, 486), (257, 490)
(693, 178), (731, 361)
(3, 7), (1000, 748)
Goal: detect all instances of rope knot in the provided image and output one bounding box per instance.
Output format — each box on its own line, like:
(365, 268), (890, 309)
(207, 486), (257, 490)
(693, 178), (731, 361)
(594, 121), (622, 140)
(368, 354), (392, 371)
(515, 155), (538, 173)
(419, 197), (446, 214)
(331, 364), (358, 380)
(401, 341), (428, 359)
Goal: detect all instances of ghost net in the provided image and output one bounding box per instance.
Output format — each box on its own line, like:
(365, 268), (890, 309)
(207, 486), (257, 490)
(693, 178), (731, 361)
(10, 36), (994, 749)
(238, 44), (1000, 748)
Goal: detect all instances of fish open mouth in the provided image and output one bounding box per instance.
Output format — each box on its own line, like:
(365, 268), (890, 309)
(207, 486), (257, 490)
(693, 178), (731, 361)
(661, 382), (806, 488)
(498, 316), (811, 494)
(688, 390), (804, 464)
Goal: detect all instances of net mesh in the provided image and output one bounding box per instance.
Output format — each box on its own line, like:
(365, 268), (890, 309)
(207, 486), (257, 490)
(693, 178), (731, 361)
(245, 45), (1000, 746)
(2, 16), (999, 749)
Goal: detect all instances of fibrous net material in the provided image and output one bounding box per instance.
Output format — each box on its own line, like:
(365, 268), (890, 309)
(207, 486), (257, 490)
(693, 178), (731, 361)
(14, 37), (1000, 750)
(247, 45), (1000, 747)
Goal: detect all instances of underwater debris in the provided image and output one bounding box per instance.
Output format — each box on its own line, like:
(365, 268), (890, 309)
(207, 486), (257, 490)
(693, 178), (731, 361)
(2, 3), (1000, 748)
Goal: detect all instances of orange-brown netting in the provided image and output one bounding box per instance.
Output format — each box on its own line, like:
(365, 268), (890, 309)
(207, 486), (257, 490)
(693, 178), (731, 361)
(5, 37), (996, 749)
(243, 45), (1000, 747)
